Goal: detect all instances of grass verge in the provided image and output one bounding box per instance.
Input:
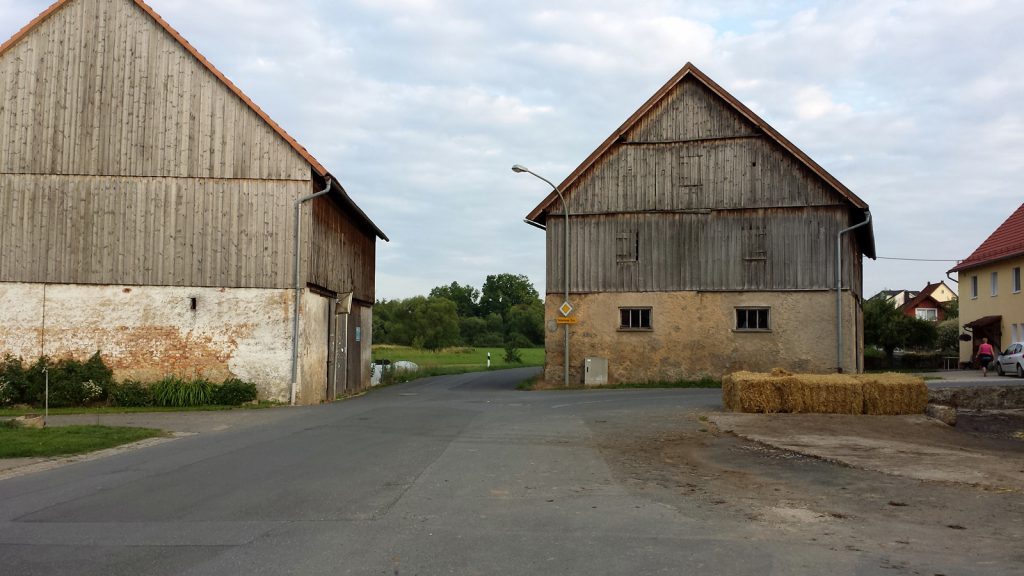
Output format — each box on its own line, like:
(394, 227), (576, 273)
(0, 402), (279, 418)
(0, 423), (165, 458)
(373, 345), (544, 371)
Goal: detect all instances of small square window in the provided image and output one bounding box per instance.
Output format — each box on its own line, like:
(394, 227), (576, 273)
(736, 307), (770, 331)
(619, 307), (652, 330)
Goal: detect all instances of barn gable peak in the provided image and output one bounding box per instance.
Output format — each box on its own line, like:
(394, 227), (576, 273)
(525, 63), (870, 237)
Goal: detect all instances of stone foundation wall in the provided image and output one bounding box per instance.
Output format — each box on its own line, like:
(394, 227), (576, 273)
(543, 290), (861, 386)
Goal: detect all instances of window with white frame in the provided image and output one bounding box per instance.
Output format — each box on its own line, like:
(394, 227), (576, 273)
(915, 308), (938, 321)
(1014, 267), (1021, 293)
(735, 307), (770, 331)
(1013, 324), (1019, 343)
(971, 275), (978, 299)
(991, 271), (999, 296)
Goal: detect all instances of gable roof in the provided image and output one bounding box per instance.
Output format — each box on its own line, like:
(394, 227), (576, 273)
(525, 62), (873, 257)
(898, 291), (942, 314)
(1, 0), (387, 241)
(949, 203), (1024, 273)
(918, 280), (955, 300)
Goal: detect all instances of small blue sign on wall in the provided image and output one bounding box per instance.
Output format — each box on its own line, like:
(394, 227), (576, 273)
(355, 327), (361, 342)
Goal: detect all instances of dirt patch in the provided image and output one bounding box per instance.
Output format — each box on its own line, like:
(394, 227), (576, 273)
(955, 409), (1024, 440)
(587, 408), (1024, 574)
(710, 412), (1024, 490)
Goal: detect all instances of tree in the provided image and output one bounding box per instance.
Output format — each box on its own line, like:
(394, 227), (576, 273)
(479, 273), (541, 319)
(941, 298), (959, 320)
(375, 296), (460, 350)
(936, 319), (960, 353)
(505, 302), (545, 346)
(429, 282), (480, 318)
(863, 298), (938, 364)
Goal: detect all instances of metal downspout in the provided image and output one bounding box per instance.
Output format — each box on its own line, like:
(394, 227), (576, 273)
(290, 177), (333, 406)
(836, 211), (871, 373)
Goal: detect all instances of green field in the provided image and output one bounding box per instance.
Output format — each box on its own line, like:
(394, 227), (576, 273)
(372, 345), (544, 372)
(0, 424), (164, 458)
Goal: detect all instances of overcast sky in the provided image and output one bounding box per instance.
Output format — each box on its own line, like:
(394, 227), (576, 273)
(3, 0), (1021, 300)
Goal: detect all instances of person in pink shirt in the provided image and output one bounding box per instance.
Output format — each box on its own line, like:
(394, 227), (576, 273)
(976, 338), (996, 377)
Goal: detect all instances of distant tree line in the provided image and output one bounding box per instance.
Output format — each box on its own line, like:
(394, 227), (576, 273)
(373, 273), (545, 350)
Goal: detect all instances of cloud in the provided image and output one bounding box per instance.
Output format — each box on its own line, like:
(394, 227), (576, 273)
(3, 0), (1023, 301)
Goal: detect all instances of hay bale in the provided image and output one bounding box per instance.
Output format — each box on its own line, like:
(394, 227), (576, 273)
(723, 371), (786, 413)
(782, 374), (862, 414)
(856, 373), (927, 415)
(723, 371), (861, 414)
(721, 373), (736, 411)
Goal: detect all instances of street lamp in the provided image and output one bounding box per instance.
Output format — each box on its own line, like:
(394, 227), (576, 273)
(513, 164), (571, 387)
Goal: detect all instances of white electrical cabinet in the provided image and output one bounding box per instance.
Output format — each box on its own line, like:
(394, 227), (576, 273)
(584, 357), (609, 386)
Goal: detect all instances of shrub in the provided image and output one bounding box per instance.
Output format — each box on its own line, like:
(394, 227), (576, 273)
(212, 378), (258, 406)
(150, 376), (214, 407)
(0, 354), (29, 404)
(0, 376), (17, 406)
(109, 380), (154, 407)
(7, 352), (115, 407)
(504, 334), (530, 364)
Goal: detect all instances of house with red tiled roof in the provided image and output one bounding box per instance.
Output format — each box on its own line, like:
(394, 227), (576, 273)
(0, 0), (386, 404)
(949, 203), (1024, 364)
(896, 281), (957, 322)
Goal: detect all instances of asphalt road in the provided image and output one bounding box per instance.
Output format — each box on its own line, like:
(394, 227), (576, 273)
(1, 368), (1021, 575)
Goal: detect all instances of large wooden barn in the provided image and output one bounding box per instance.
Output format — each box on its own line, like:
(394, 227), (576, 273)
(0, 0), (387, 403)
(525, 63), (874, 386)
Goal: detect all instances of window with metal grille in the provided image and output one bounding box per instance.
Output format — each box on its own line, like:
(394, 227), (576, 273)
(619, 307), (652, 330)
(736, 307), (770, 331)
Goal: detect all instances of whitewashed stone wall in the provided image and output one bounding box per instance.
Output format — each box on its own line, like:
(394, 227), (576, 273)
(0, 282), (297, 402)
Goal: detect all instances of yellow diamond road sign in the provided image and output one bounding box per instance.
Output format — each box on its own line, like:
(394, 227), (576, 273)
(559, 301), (573, 317)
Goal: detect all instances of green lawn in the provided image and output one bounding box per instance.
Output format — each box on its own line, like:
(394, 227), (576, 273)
(373, 346), (544, 371)
(0, 424), (165, 458)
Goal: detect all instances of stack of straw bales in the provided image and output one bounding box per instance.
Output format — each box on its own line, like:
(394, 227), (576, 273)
(722, 370), (926, 415)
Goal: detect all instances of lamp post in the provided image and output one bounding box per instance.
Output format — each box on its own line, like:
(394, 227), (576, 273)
(513, 164), (570, 386)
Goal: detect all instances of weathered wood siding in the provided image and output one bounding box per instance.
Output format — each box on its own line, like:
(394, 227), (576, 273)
(0, 174), (304, 288)
(546, 76), (865, 296)
(307, 196), (377, 303)
(0, 0), (379, 293)
(0, 0), (309, 180)
(547, 208), (862, 294)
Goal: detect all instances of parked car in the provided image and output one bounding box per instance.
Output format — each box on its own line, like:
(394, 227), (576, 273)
(995, 342), (1024, 378)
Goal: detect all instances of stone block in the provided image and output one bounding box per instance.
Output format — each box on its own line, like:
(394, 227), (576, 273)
(925, 404), (957, 426)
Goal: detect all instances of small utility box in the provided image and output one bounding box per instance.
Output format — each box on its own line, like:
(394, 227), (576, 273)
(584, 357), (609, 386)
